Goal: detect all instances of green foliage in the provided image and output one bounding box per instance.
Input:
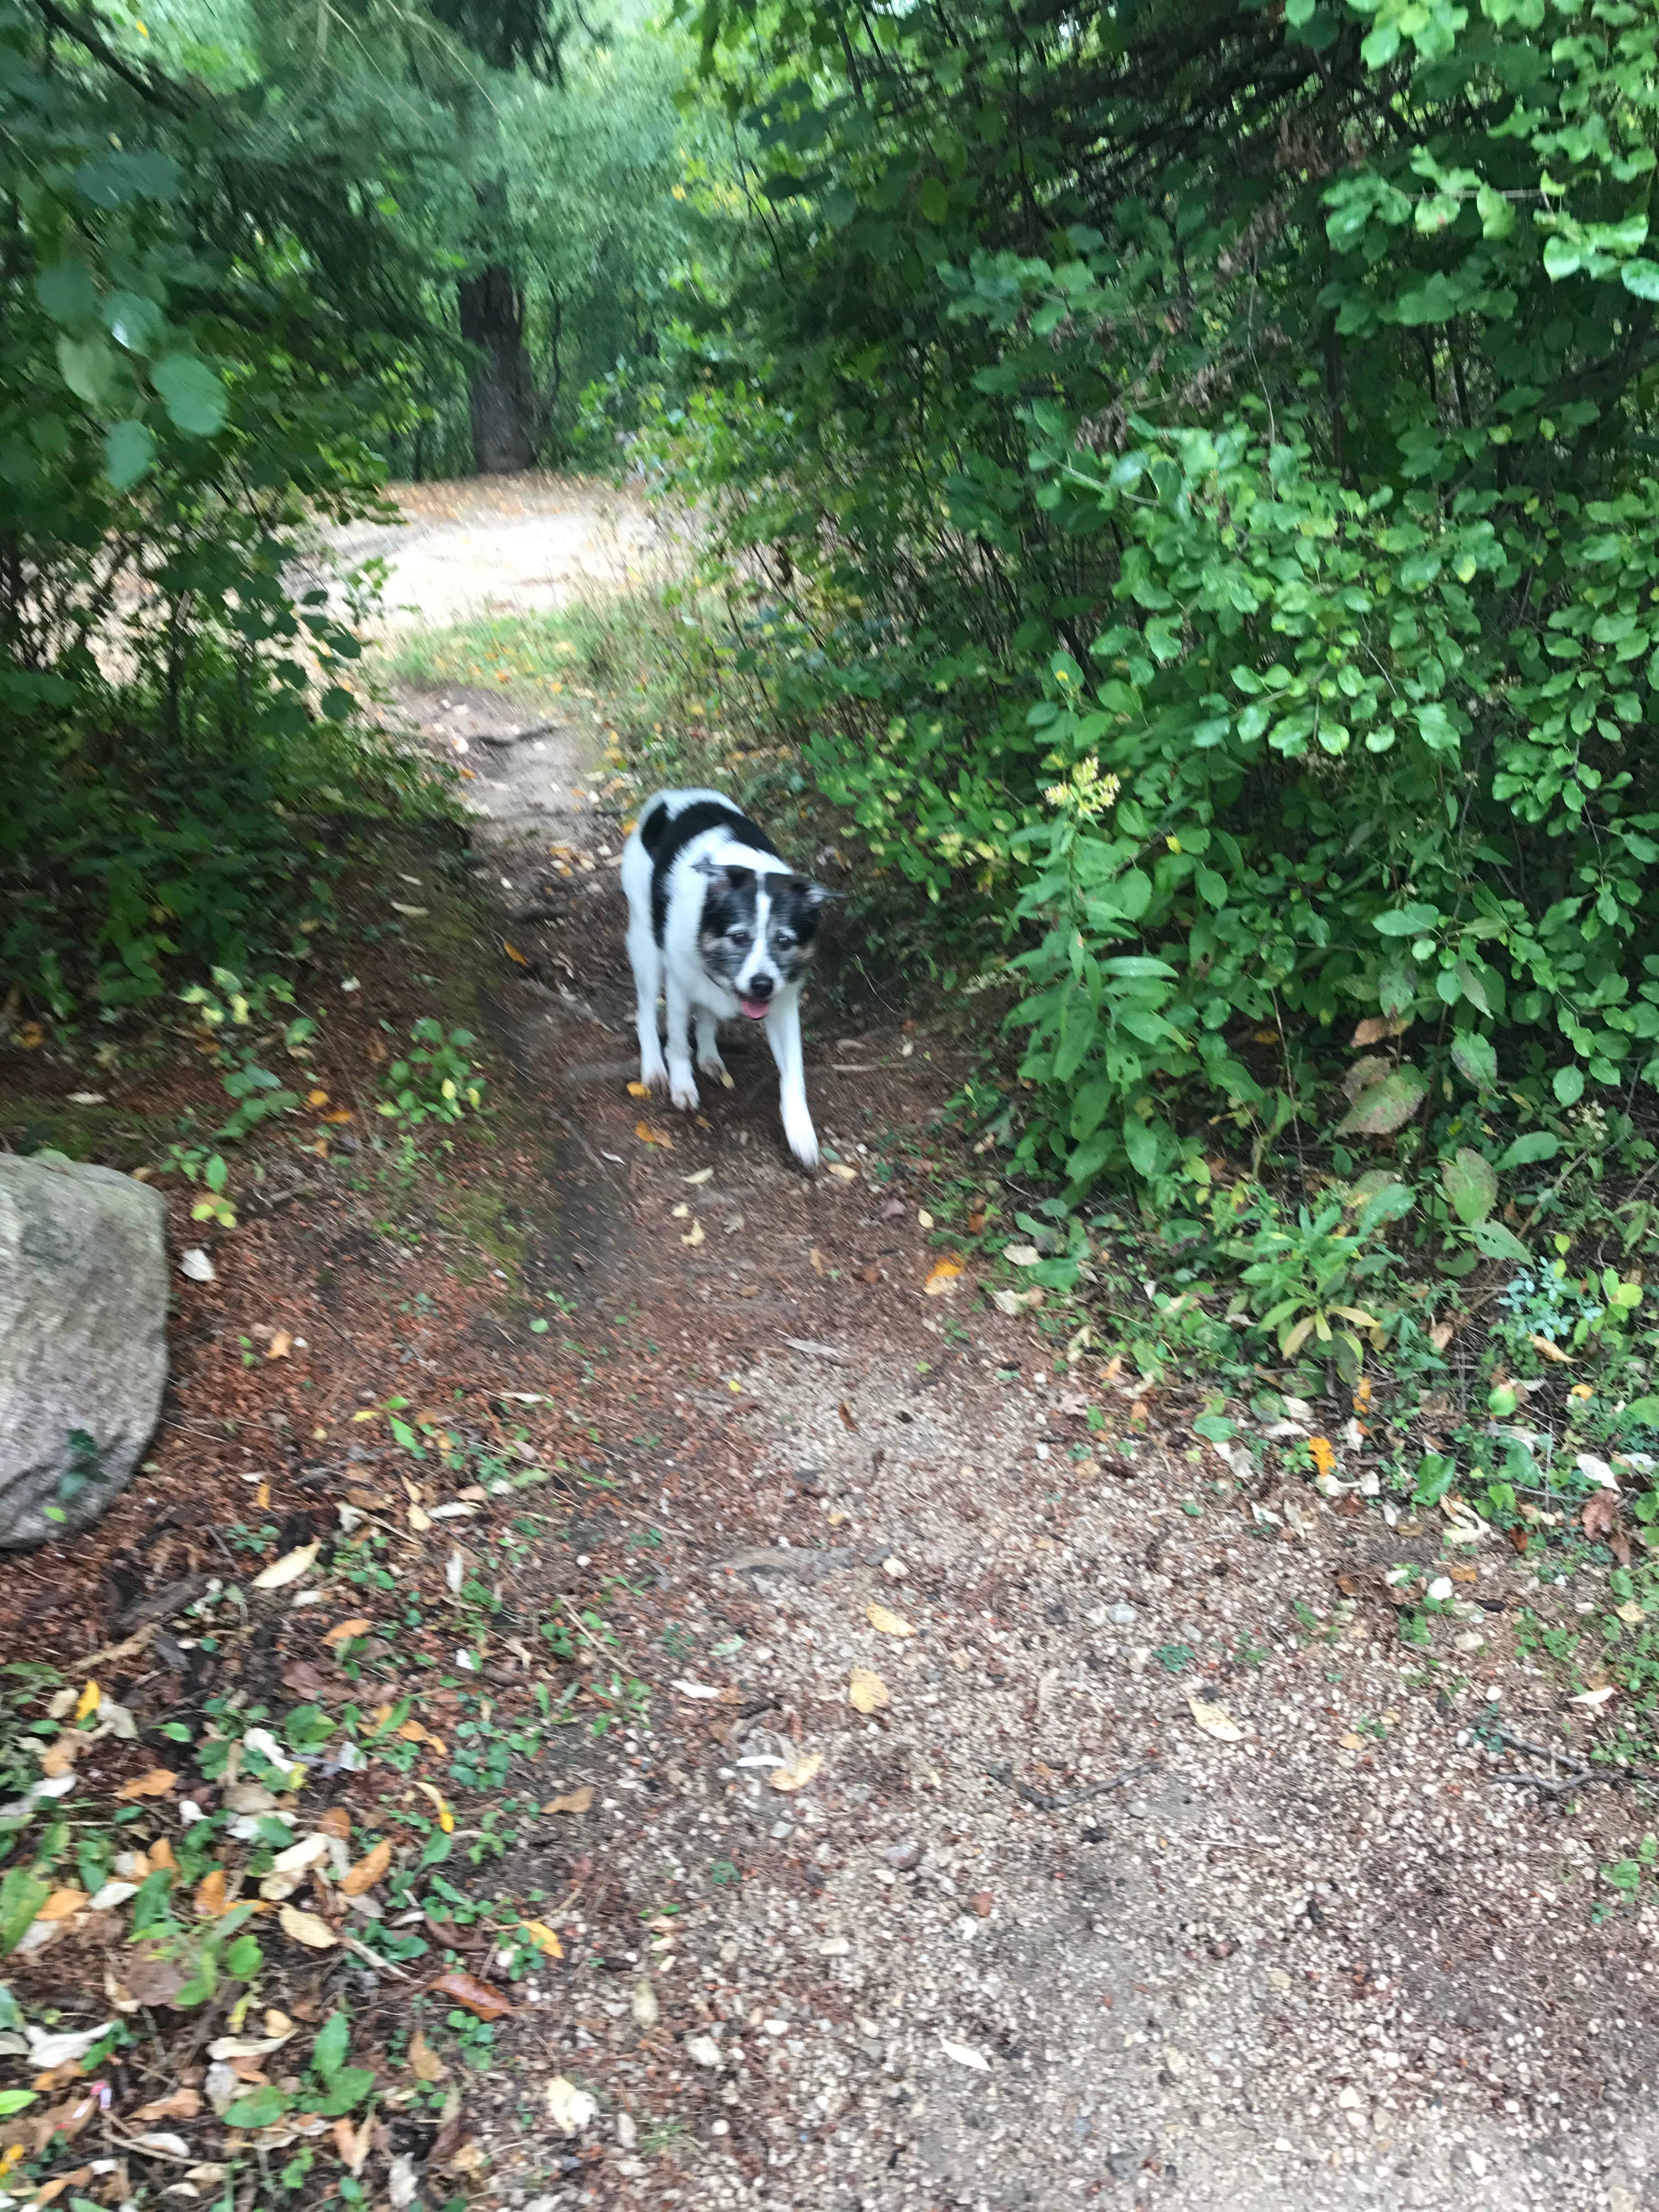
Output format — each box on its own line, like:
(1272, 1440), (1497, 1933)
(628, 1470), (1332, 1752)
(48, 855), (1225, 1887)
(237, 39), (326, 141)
(642, 0), (1659, 1205)
(377, 1018), (487, 1126)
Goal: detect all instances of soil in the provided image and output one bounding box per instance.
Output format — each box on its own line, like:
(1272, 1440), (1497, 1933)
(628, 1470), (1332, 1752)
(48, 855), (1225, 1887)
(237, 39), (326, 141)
(4, 475), (1657, 2212)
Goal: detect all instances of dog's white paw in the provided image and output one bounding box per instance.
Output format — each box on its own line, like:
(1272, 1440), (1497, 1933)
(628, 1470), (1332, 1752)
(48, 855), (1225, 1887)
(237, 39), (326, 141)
(696, 1049), (729, 1081)
(639, 1053), (668, 1093)
(784, 1113), (820, 1172)
(669, 1073), (700, 1113)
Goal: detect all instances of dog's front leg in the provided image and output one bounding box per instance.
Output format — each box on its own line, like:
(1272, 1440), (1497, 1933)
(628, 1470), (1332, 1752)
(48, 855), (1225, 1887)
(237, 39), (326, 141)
(664, 978), (699, 1113)
(629, 923), (667, 1092)
(765, 995), (818, 1170)
(693, 1007), (728, 1082)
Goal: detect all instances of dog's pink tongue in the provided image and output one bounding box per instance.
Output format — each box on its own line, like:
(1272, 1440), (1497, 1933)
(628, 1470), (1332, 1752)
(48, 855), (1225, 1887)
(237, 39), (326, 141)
(740, 997), (770, 1021)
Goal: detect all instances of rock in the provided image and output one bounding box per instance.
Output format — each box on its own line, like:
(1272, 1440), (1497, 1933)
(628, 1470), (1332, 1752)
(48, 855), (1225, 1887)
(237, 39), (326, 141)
(0, 1153), (167, 1547)
(1108, 1601), (1138, 1628)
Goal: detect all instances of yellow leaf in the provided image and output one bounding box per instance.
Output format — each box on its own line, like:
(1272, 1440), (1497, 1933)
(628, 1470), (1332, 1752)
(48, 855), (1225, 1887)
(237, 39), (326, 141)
(323, 1108), (353, 1125)
(16, 1022), (43, 1049)
(543, 1785), (594, 1815)
(848, 1667), (889, 1715)
(323, 1617), (373, 1647)
(923, 1257), (964, 1296)
(116, 1767), (178, 1801)
(827, 1163), (857, 1181)
(504, 942), (528, 964)
(73, 1680), (99, 1725)
(408, 1502), (432, 1533)
(415, 1779), (454, 1832)
(37, 1888), (88, 1922)
(867, 1604), (915, 1638)
(1307, 1437), (1335, 1478)
(627, 1080), (648, 1097)
(769, 1752), (824, 1793)
(307, 1089), (329, 1108)
(268, 1330), (292, 1360)
(636, 1120), (673, 1148)
(194, 1868), (229, 1917)
(341, 1839), (391, 1896)
(520, 1918), (564, 1958)
(1187, 1693), (1246, 1743)
(278, 1903), (337, 1950)
(1530, 1334), (1572, 1365)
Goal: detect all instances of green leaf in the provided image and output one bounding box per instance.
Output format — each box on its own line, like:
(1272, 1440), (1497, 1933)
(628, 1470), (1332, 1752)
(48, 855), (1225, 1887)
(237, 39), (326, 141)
(1374, 904), (1440, 938)
(151, 353), (228, 437)
(306, 2066), (377, 2117)
(224, 2084), (295, 2130)
(1122, 1113), (1159, 1178)
(1193, 1413), (1235, 1442)
(72, 149), (180, 207)
(1496, 1132), (1559, 1170)
(103, 419), (156, 490)
(105, 290), (165, 356)
(1450, 1032), (1498, 1091)
(1335, 1066), (1428, 1138)
(0, 2090), (35, 2117)
(1552, 1065), (1585, 1107)
(56, 335), (115, 407)
(1442, 1147), (1497, 1227)
(1476, 184), (1514, 241)
(918, 177), (949, 224)
(0, 1870), (48, 1957)
(1469, 1219), (1530, 1264)
(1621, 260), (1659, 302)
(36, 258), (99, 326)
(312, 2011), (350, 2080)
(1543, 235), (1582, 282)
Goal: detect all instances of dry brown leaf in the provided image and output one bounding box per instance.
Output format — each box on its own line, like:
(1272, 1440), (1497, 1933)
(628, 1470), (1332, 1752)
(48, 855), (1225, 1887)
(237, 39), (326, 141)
(1350, 1016), (1395, 1048)
(194, 1867), (229, 1917)
(681, 1218), (705, 1248)
(543, 1785), (594, 1815)
(1583, 1489), (1621, 1541)
(40, 1734), (82, 1779)
(838, 1400), (859, 1431)
(867, 1603), (916, 1638)
(277, 1903), (337, 1950)
(132, 2087), (201, 2124)
(116, 1767), (178, 1801)
(318, 1805), (352, 1839)
(770, 1752), (825, 1793)
(148, 1837), (176, 1871)
(37, 1888), (88, 1922)
(268, 1330), (292, 1360)
(323, 1617), (373, 1647)
(429, 1970), (511, 2021)
(848, 1667), (889, 1715)
(827, 1163), (858, 1181)
(407, 2027), (448, 2083)
(635, 1120), (674, 1149)
(251, 1541), (319, 1591)
(334, 2112), (374, 2176)
(1187, 1693), (1246, 1743)
(341, 1839), (391, 1897)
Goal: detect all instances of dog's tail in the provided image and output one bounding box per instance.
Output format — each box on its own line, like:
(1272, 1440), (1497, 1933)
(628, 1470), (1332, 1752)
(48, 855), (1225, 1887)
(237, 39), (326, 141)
(637, 792), (673, 859)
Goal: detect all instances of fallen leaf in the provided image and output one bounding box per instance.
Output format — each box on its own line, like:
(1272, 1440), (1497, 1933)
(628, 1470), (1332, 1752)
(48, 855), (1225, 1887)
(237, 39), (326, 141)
(1572, 1685), (1617, 1708)
(335, 2112), (374, 2176)
(179, 1248), (215, 1283)
(770, 1752), (825, 1793)
(133, 2088), (201, 2123)
(545, 2075), (597, 2134)
(940, 2037), (991, 2071)
(544, 1786), (594, 1815)
(277, 1904), (337, 1950)
(867, 1603), (916, 1638)
(323, 1617), (373, 1647)
(520, 1919), (563, 1959)
(1583, 1489), (1621, 1541)
(251, 1541), (319, 1591)
(341, 1840), (391, 1896)
(627, 1080), (648, 1097)
(503, 942), (528, 964)
(388, 2155), (418, 2211)
(430, 1970), (511, 2021)
(849, 1667), (889, 1715)
(73, 1679), (100, 1725)
(923, 1257), (964, 1296)
(684, 1166), (714, 1184)
(838, 1401), (859, 1431)
(407, 2027), (448, 2083)
(194, 1868), (229, 1917)
(635, 1120), (674, 1149)
(631, 1976), (659, 2028)
(323, 1107), (353, 1124)
(116, 1767), (178, 1801)
(37, 1888), (88, 1922)
(682, 1219), (706, 1248)
(415, 1780), (454, 1832)
(1308, 1436), (1336, 1478)
(267, 1330), (292, 1360)
(1530, 1334), (1572, 1365)
(1187, 1693), (1246, 1743)
(826, 1163), (858, 1181)
(390, 901), (428, 917)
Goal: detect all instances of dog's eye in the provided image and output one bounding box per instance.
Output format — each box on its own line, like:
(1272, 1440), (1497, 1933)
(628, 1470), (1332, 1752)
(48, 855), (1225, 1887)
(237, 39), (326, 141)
(729, 930), (753, 948)
(774, 932), (796, 949)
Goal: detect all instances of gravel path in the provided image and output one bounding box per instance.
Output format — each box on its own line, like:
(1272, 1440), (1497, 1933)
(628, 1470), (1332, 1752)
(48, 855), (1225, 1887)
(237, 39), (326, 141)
(369, 478), (1658, 2212)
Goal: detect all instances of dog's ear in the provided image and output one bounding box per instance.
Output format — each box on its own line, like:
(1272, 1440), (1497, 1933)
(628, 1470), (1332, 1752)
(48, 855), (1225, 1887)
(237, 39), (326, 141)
(693, 859), (756, 892)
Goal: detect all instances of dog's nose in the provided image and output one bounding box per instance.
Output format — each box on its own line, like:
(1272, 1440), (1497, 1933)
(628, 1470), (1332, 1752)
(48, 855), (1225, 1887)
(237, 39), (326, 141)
(748, 974), (775, 1001)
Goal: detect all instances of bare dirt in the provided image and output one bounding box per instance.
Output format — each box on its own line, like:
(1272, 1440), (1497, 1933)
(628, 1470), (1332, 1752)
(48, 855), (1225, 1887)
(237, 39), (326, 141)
(5, 475), (1657, 2212)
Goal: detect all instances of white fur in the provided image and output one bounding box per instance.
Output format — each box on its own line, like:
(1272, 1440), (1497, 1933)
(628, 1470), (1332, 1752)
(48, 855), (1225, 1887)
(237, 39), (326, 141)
(621, 789), (820, 1170)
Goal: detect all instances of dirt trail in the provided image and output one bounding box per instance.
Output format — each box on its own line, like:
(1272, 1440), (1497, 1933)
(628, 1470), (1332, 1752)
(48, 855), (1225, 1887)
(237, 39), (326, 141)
(340, 477), (1659, 2212)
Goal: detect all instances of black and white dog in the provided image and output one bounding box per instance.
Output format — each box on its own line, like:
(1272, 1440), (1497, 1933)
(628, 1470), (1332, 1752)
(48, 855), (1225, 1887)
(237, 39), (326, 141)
(622, 788), (828, 1169)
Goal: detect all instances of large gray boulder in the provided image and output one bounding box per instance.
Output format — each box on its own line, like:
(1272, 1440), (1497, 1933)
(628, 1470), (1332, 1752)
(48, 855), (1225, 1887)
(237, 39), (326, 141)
(0, 1152), (168, 1547)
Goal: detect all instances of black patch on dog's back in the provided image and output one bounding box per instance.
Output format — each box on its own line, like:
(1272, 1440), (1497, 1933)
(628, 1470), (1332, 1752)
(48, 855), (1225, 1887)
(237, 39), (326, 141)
(648, 799), (780, 944)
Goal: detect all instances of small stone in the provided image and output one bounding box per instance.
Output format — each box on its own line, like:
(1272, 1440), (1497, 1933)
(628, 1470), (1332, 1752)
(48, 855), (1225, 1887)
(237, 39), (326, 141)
(1108, 1602), (1138, 1628)
(1162, 2046), (1188, 2078)
(882, 1555), (909, 1579)
(883, 1840), (922, 1871)
(686, 2035), (723, 2069)
(616, 2114), (637, 2150)
(819, 1937), (851, 1957)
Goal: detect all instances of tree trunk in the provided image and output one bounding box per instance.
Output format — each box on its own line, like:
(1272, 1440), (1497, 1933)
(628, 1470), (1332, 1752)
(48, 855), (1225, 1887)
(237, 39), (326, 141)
(458, 262), (535, 475)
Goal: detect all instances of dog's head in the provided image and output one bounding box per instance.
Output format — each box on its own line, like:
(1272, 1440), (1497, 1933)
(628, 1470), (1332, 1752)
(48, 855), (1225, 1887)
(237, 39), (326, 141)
(697, 863), (828, 1019)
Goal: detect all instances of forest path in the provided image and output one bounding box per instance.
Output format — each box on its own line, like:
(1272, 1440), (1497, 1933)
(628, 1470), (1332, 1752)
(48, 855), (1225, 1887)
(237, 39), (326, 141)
(357, 475), (1650, 2212)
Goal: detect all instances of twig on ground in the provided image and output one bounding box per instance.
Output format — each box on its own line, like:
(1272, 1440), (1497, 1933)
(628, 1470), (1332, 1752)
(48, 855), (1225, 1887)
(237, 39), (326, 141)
(984, 1758), (1155, 1813)
(1485, 1725), (1659, 1796)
